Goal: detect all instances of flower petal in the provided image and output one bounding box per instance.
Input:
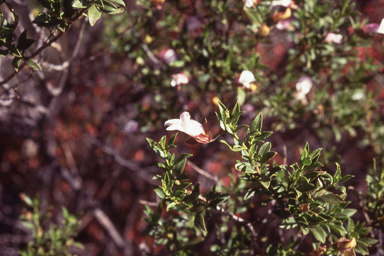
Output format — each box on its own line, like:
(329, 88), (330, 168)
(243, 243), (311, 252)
(185, 120), (206, 137)
(165, 118), (182, 127)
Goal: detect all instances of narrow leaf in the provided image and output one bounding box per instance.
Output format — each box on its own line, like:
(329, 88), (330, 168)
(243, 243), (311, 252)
(194, 212), (207, 232)
(25, 58), (41, 71)
(110, 0), (126, 6)
(315, 193), (345, 204)
(251, 112), (263, 132)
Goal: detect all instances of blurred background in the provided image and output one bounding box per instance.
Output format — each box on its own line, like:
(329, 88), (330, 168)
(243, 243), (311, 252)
(1, 0), (384, 255)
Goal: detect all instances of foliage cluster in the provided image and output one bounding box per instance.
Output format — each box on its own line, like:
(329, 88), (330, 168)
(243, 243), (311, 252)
(0, 0), (383, 255)
(146, 103), (377, 255)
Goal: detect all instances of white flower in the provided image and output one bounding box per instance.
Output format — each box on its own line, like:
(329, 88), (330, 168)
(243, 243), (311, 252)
(324, 33), (343, 44)
(378, 18), (384, 34)
(295, 76), (312, 105)
(271, 0), (292, 7)
(270, 0), (297, 8)
(238, 70), (256, 89)
(160, 49), (177, 65)
(296, 76), (312, 94)
(171, 73), (189, 87)
(352, 90), (365, 101)
(245, 0), (254, 8)
(164, 112), (210, 144)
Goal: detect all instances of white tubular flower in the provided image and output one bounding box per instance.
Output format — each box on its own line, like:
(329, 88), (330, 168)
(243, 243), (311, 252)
(324, 33), (343, 44)
(378, 18), (384, 34)
(295, 76), (312, 105)
(238, 70), (256, 89)
(170, 73), (189, 87)
(164, 112), (210, 144)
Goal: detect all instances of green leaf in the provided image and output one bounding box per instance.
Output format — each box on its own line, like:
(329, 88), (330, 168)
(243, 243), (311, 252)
(32, 13), (61, 27)
(73, 242), (85, 249)
(88, 5), (101, 26)
(315, 193), (345, 204)
(170, 60), (185, 67)
(230, 102), (243, 125)
(109, 0), (126, 6)
(166, 201), (176, 211)
(311, 224), (327, 244)
(184, 183), (200, 204)
(300, 225), (309, 235)
(308, 148), (322, 159)
(10, 46), (22, 57)
(152, 185), (166, 199)
(21, 221), (34, 231)
(260, 180), (270, 189)
(244, 189), (256, 200)
(343, 208), (357, 218)
(237, 87), (246, 106)
(12, 57), (22, 71)
(167, 133), (177, 148)
(17, 30), (35, 50)
(260, 151), (276, 164)
(296, 177), (317, 193)
(339, 174), (354, 183)
(105, 7), (124, 15)
(174, 153), (192, 175)
(220, 140), (233, 151)
(300, 144), (309, 162)
(355, 243), (369, 255)
(159, 135), (167, 148)
(209, 193), (230, 206)
(301, 157), (311, 166)
(328, 223), (346, 236)
(279, 217), (297, 229)
(72, 0), (89, 8)
(62, 206), (69, 219)
(25, 58), (41, 71)
(251, 113), (263, 132)
(254, 131), (273, 141)
(0, 50), (8, 57)
(259, 142), (271, 156)
(194, 212), (207, 232)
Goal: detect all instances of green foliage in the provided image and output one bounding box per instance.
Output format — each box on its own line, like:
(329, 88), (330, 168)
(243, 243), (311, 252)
(0, 1), (39, 71)
(364, 159), (384, 230)
(0, 0), (125, 72)
(147, 102), (377, 255)
(19, 194), (83, 256)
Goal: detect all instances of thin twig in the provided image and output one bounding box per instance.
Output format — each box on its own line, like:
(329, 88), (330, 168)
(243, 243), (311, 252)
(215, 204), (258, 241)
(62, 143), (83, 191)
(93, 207), (126, 249)
(197, 194), (257, 248)
(138, 200), (158, 207)
(141, 44), (160, 64)
(187, 160), (218, 182)
(87, 135), (141, 172)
